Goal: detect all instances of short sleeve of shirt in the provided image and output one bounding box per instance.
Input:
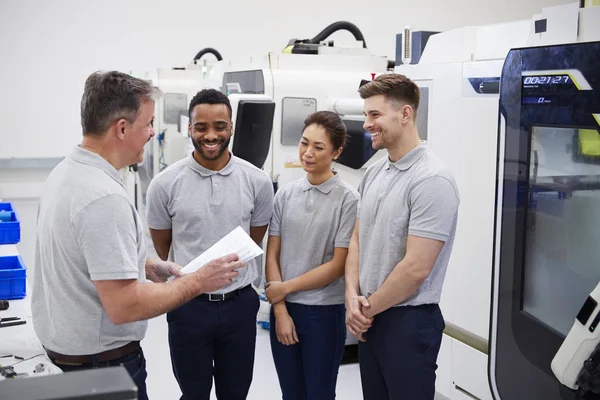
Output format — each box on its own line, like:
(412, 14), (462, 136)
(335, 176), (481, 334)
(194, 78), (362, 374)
(251, 177), (275, 227)
(334, 194), (359, 248)
(408, 176), (459, 242)
(145, 178), (172, 230)
(357, 176), (365, 216)
(269, 189), (285, 237)
(73, 194), (140, 281)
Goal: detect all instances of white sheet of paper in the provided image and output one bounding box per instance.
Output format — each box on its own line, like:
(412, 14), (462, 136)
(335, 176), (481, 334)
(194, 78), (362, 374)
(179, 226), (263, 276)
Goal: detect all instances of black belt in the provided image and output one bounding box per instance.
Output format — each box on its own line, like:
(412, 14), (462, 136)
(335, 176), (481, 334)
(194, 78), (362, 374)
(197, 285), (250, 302)
(45, 341), (140, 365)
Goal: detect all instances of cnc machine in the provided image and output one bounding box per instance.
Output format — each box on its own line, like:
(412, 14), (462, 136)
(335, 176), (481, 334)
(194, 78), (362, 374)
(393, 2), (600, 399)
(220, 22), (393, 191)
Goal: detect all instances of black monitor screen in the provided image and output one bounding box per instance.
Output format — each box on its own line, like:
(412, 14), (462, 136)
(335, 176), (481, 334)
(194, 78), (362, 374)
(336, 119), (378, 170)
(232, 100), (275, 169)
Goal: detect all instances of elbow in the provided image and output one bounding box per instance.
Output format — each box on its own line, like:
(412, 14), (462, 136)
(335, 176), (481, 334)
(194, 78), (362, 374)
(96, 280), (142, 325)
(156, 249), (169, 262)
(106, 310), (131, 325)
(104, 300), (140, 325)
(407, 262), (433, 285)
(153, 241), (170, 261)
(107, 312), (129, 325)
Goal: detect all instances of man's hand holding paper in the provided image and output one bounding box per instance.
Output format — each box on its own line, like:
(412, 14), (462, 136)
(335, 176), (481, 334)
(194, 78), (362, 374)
(179, 226), (264, 275)
(167, 227), (264, 292)
(193, 253), (246, 293)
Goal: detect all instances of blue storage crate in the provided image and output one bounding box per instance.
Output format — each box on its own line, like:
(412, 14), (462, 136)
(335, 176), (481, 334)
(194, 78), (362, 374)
(0, 202), (21, 244)
(0, 255), (27, 300)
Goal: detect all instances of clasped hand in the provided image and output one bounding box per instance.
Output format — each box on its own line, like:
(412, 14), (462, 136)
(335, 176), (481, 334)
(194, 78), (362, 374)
(264, 281), (289, 304)
(345, 295), (373, 342)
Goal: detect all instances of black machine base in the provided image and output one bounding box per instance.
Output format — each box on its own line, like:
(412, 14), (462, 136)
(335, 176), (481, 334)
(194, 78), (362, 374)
(574, 344), (600, 400)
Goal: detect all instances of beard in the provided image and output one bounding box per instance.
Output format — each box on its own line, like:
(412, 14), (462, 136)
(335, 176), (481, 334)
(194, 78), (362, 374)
(192, 136), (231, 161)
(371, 135), (385, 150)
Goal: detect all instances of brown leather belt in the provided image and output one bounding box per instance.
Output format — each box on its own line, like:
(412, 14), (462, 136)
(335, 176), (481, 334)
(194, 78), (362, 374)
(45, 341), (140, 365)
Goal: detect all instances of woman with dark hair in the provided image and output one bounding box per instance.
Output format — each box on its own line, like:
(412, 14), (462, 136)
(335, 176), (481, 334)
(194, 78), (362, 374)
(265, 111), (359, 399)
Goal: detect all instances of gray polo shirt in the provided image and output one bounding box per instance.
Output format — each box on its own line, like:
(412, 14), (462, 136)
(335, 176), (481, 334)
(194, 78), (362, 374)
(270, 173), (359, 306)
(31, 146), (147, 355)
(358, 143), (459, 306)
(145, 153), (274, 294)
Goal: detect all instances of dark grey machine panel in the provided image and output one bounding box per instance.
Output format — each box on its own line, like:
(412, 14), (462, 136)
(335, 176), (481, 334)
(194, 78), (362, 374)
(490, 41), (600, 399)
(0, 366), (137, 399)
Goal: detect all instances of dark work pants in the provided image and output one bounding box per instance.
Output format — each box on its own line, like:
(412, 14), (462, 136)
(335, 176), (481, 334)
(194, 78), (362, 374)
(50, 348), (148, 400)
(167, 285), (260, 400)
(270, 302), (346, 400)
(358, 304), (445, 400)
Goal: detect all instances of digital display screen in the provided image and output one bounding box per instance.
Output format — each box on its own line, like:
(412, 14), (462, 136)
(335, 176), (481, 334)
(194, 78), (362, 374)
(523, 75), (571, 86)
(521, 74), (577, 106)
(522, 95), (571, 106)
(523, 96), (553, 105)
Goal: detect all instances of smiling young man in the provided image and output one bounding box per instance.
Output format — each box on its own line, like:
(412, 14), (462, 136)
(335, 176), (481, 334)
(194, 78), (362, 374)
(145, 89), (274, 400)
(344, 74), (460, 399)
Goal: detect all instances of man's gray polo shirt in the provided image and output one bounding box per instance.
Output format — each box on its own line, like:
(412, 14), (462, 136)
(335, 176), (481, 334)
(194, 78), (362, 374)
(269, 173), (359, 305)
(358, 143), (459, 306)
(145, 153), (274, 294)
(32, 146), (148, 355)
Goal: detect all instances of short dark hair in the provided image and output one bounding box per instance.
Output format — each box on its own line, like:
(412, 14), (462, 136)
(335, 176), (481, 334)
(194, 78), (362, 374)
(188, 89), (232, 119)
(80, 71), (159, 136)
(303, 111), (348, 149)
(358, 74), (420, 116)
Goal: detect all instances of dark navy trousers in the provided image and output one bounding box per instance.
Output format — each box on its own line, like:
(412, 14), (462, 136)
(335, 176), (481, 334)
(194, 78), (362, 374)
(50, 347), (148, 400)
(358, 304), (445, 400)
(167, 285), (260, 400)
(270, 302), (346, 400)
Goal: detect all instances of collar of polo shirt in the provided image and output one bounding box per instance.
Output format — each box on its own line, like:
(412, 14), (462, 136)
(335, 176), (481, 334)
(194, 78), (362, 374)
(187, 152), (236, 177)
(300, 172), (340, 194)
(387, 142), (429, 171)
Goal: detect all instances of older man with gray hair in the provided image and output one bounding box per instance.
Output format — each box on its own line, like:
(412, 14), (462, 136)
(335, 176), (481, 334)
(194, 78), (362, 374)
(31, 71), (245, 399)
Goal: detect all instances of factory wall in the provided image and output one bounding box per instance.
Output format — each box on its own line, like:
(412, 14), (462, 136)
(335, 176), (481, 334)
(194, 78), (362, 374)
(0, 0), (571, 276)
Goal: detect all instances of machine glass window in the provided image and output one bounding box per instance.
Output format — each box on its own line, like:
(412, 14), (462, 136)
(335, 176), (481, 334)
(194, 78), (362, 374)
(522, 126), (600, 337)
(222, 71), (265, 95)
(164, 93), (188, 124)
(281, 97), (317, 146)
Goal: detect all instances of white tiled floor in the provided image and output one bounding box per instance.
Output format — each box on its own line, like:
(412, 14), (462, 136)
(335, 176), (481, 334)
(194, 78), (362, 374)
(141, 315), (364, 400)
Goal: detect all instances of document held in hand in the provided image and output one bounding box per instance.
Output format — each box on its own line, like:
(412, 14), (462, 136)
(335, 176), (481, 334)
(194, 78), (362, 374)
(179, 226), (264, 276)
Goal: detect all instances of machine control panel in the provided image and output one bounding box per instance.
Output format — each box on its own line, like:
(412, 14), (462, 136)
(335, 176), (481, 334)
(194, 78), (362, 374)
(589, 310), (600, 333)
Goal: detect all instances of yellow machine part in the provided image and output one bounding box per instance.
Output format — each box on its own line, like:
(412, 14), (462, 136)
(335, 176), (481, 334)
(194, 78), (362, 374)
(578, 129), (600, 156)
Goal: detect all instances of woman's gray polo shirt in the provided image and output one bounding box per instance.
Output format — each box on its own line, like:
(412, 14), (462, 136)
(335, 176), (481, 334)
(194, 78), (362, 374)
(270, 173), (359, 306)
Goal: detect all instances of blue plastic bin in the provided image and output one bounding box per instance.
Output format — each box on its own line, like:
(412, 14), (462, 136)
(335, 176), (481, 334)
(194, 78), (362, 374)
(0, 202), (21, 244)
(0, 255), (27, 300)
